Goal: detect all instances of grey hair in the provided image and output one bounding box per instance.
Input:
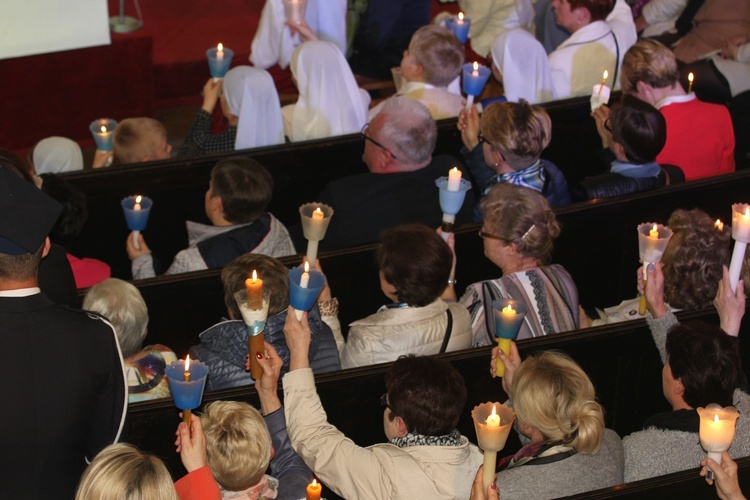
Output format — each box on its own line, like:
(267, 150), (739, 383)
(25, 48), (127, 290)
(377, 97), (437, 166)
(83, 278), (148, 358)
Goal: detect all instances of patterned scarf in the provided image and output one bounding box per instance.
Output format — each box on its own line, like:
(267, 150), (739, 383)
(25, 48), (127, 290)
(497, 440), (575, 471)
(485, 160), (546, 195)
(389, 429), (464, 448)
(221, 474), (279, 499)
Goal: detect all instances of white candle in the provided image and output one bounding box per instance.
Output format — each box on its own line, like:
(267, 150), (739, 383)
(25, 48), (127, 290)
(486, 405), (500, 427)
(216, 43), (224, 61)
(698, 404), (739, 476)
(447, 167), (462, 192)
(300, 261), (310, 289)
(716, 219), (724, 232)
(457, 12), (465, 24)
(729, 204), (750, 292)
(596, 70), (609, 98)
(471, 61), (479, 77)
(134, 195), (142, 211)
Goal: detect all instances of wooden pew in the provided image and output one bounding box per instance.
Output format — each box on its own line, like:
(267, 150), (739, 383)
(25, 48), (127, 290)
(83, 169), (750, 359)
(64, 94), (603, 278)
(124, 308), (742, 497)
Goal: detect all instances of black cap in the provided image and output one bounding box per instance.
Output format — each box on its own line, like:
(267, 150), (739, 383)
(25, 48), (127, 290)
(0, 167), (62, 255)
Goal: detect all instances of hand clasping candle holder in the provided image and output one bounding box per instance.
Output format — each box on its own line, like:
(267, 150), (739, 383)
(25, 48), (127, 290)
(121, 195), (153, 251)
(729, 203), (750, 293)
(462, 62), (491, 110)
(637, 222), (673, 315)
(289, 263), (325, 321)
(234, 285), (270, 381)
(492, 299), (527, 377)
(89, 118), (118, 152)
(206, 43), (234, 82)
(698, 404), (739, 480)
(166, 356), (208, 427)
(299, 202), (334, 267)
(436, 170), (471, 241)
(472, 402), (516, 493)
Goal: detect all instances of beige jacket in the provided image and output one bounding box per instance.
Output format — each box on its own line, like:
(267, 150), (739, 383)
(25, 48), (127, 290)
(368, 82), (464, 121)
(340, 300), (473, 369)
(283, 368), (484, 500)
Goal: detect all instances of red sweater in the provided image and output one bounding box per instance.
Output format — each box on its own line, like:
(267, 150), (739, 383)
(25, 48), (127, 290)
(175, 466), (221, 500)
(657, 97), (735, 181)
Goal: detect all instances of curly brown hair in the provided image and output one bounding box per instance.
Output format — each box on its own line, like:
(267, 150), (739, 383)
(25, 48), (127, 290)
(662, 209), (731, 310)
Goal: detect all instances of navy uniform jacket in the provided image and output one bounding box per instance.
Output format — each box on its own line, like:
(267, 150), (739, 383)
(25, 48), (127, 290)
(0, 292), (127, 499)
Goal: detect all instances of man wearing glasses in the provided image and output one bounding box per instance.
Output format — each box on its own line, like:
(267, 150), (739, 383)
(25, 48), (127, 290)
(291, 96), (474, 251)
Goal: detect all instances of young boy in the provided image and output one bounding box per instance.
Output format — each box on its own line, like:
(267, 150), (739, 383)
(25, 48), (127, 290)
(175, 400), (312, 498)
(127, 158), (296, 279)
(368, 25), (465, 120)
(112, 117), (172, 165)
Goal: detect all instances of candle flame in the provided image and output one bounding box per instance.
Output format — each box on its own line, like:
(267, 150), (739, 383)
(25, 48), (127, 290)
(746, 207), (750, 218)
(252, 269), (257, 281)
(688, 72), (694, 83)
(491, 405), (497, 417)
(304, 261), (310, 273)
(458, 12), (464, 21)
(135, 195), (142, 204)
(652, 224), (657, 233)
(503, 305), (515, 314)
(185, 354), (191, 372)
(451, 167), (458, 175)
(315, 207), (323, 216)
(473, 61), (479, 71)
(312, 479), (318, 487)
(602, 70), (608, 80)
(100, 125), (107, 133)
(715, 414), (720, 423)
(218, 42), (223, 52)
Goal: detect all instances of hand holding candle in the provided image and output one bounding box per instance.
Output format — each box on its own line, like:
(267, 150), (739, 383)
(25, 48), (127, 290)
(121, 195), (153, 251)
(637, 222), (673, 314)
(436, 169), (472, 240)
(235, 271), (269, 380)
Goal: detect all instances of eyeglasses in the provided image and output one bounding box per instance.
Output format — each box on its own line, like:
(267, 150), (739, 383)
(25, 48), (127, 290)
(361, 123), (398, 160)
(477, 131), (490, 145)
(478, 229), (505, 241)
(380, 393), (395, 412)
(603, 118), (613, 133)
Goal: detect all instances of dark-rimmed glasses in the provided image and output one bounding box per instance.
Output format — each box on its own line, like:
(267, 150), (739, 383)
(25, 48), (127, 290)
(361, 123), (398, 160)
(478, 229), (505, 241)
(477, 131), (490, 145)
(380, 393), (395, 412)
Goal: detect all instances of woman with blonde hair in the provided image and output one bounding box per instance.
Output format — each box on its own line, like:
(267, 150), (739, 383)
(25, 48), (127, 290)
(444, 183), (578, 346)
(489, 348), (624, 497)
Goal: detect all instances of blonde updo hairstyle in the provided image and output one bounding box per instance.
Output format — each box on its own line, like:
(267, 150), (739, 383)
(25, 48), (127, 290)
(511, 351), (604, 454)
(480, 183), (560, 264)
(480, 100), (552, 171)
(75, 443), (178, 500)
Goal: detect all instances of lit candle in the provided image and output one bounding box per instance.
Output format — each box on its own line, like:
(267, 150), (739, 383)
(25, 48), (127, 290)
(312, 207), (324, 220)
(183, 355), (192, 426)
(472, 403), (515, 493)
(457, 11), (465, 24)
(729, 204), (750, 292)
(463, 62), (490, 110)
(448, 12), (471, 43)
(447, 167), (462, 192)
(486, 405), (500, 427)
(715, 219), (724, 232)
(245, 270), (263, 310)
(698, 405), (739, 479)
(597, 70), (609, 99)
(496, 305), (516, 375)
(133, 195), (142, 211)
(100, 125), (107, 134)
(216, 43), (224, 61)
(300, 261), (310, 289)
(649, 224), (659, 239)
(306, 479), (322, 500)
(688, 72), (694, 93)
(472, 61), (479, 77)
(304, 206), (328, 266)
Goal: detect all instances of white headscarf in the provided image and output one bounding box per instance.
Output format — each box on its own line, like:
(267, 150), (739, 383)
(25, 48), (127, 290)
(289, 41), (369, 142)
(223, 66), (285, 150)
(32, 137), (84, 174)
(491, 29), (557, 104)
(250, 0), (347, 69)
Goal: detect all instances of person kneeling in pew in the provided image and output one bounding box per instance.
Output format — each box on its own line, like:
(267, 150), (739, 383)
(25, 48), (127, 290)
(252, 309), (483, 499)
(126, 158), (296, 279)
(624, 264), (750, 482)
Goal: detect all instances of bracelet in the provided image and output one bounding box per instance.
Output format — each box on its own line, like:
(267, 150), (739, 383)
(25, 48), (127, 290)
(447, 279), (458, 285)
(318, 297), (339, 317)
